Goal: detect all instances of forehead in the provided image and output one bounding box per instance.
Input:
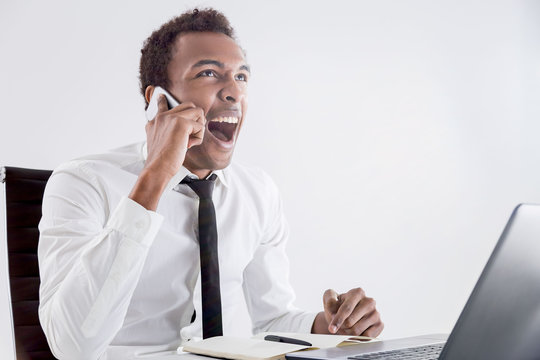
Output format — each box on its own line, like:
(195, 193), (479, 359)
(171, 32), (246, 69)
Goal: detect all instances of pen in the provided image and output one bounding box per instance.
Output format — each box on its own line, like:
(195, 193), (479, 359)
(264, 335), (312, 347)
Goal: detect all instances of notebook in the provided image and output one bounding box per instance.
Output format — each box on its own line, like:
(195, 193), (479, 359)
(181, 333), (378, 360)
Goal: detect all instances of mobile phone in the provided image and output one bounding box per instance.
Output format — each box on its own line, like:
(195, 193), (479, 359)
(145, 86), (181, 121)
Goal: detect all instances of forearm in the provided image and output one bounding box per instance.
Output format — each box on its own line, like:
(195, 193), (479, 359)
(39, 197), (163, 359)
(40, 235), (147, 358)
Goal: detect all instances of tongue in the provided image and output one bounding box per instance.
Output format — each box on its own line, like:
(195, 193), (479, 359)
(211, 129), (229, 141)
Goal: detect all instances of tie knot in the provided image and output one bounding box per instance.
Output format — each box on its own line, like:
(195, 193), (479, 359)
(181, 174), (217, 200)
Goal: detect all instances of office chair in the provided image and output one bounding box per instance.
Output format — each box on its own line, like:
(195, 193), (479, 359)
(1, 166), (55, 359)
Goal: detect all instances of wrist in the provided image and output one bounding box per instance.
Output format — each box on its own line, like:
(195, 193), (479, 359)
(311, 312), (331, 334)
(129, 168), (171, 211)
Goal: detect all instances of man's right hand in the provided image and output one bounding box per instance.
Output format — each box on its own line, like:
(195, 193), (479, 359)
(129, 94), (206, 211)
(144, 94), (205, 179)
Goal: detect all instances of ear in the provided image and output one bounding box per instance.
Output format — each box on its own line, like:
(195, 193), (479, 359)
(145, 85), (155, 104)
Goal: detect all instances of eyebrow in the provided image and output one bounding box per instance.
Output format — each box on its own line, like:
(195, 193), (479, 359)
(240, 64), (251, 73)
(192, 59), (251, 74)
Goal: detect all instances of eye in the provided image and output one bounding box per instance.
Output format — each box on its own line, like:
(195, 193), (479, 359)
(198, 69), (217, 78)
(235, 73), (248, 82)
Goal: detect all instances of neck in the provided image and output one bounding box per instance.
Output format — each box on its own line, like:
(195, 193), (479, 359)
(187, 167), (212, 180)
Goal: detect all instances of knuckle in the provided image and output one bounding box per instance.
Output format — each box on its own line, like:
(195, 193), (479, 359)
(365, 322), (384, 337)
(155, 112), (166, 122)
(343, 318), (354, 328)
(353, 323), (366, 335)
(351, 328), (360, 336)
(334, 314), (345, 325)
(323, 289), (336, 304)
(364, 327), (376, 337)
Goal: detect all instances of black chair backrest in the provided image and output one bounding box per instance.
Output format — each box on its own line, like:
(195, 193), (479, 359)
(2, 166), (55, 360)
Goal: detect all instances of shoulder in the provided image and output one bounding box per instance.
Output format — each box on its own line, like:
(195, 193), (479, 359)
(52, 142), (145, 181)
(225, 162), (280, 196)
(46, 142), (145, 200)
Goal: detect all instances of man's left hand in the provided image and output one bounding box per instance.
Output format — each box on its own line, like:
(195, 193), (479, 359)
(312, 288), (384, 337)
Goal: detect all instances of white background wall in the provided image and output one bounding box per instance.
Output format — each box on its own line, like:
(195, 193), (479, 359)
(1, 0), (539, 358)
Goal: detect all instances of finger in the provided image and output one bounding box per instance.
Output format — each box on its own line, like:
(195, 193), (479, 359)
(166, 101), (197, 113)
(362, 320), (384, 338)
(341, 297), (376, 329)
(157, 94), (169, 113)
(349, 310), (380, 336)
(186, 107), (205, 125)
(323, 289), (341, 315)
(190, 120), (205, 139)
(330, 289), (365, 333)
(168, 107), (205, 125)
(196, 112), (206, 125)
(187, 121), (205, 149)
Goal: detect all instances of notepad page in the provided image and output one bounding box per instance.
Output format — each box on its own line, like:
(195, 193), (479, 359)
(182, 336), (309, 360)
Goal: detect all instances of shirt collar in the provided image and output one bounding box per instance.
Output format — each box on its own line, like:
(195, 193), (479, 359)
(141, 142), (229, 188)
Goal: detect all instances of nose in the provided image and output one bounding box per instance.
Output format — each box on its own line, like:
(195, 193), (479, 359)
(219, 76), (244, 103)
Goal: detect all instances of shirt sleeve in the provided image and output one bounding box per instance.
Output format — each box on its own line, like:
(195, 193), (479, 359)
(241, 173), (318, 334)
(38, 165), (163, 360)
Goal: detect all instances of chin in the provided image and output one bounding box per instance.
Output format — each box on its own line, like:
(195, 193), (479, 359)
(185, 148), (234, 172)
(208, 157), (232, 171)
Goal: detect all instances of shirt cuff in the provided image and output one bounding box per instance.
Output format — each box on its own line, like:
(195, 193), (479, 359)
(106, 197), (164, 247)
(298, 311), (319, 333)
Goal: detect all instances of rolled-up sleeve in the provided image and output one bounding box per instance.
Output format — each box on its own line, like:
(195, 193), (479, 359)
(38, 165), (163, 360)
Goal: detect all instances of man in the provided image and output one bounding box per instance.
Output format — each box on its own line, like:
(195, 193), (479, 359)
(38, 8), (383, 359)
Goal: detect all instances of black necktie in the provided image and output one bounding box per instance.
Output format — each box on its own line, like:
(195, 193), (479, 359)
(182, 174), (223, 338)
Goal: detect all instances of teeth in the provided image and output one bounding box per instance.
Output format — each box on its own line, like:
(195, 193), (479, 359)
(211, 116), (239, 124)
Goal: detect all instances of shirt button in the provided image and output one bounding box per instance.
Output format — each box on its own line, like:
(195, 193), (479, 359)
(135, 220), (145, 229)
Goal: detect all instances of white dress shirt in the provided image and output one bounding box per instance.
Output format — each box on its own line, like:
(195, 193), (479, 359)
(38, 142), (317, 360)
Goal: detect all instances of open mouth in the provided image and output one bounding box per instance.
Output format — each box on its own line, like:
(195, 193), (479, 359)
(207, 116), (239, 142)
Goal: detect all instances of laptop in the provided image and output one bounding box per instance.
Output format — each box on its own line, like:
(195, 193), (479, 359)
(287, 204), (540, 360)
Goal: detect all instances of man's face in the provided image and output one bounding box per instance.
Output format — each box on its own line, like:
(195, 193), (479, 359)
(166, 31), (249, 174)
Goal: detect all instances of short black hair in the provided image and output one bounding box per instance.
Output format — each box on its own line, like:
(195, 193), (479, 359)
(139, 8), (235, 108)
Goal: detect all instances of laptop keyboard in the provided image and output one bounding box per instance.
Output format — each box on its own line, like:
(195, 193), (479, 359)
(348, 343), (444, 360)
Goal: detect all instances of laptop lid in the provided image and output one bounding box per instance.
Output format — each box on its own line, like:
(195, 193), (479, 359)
(440, 203), (540, 359)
